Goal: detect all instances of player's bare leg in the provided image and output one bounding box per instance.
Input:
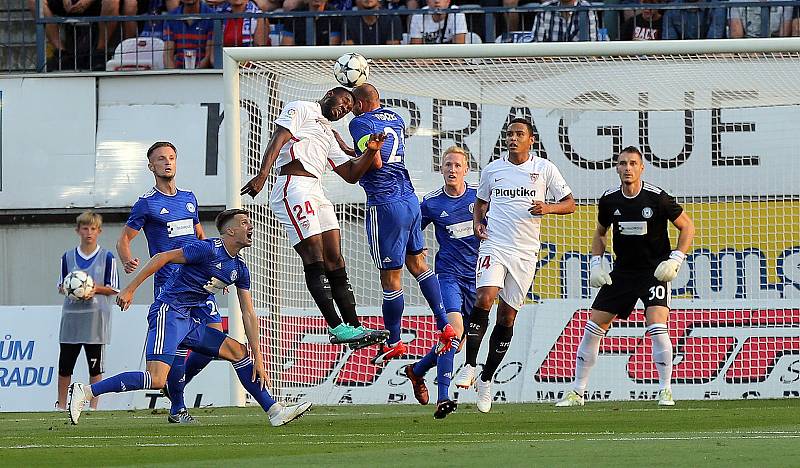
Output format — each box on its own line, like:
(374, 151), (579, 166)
(457, 286), (499, 390)
(556, 309), (614, 407)
(645, 305), (674, 406)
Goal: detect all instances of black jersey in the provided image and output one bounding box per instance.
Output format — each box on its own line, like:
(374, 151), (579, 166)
(598, 181), (683, 271)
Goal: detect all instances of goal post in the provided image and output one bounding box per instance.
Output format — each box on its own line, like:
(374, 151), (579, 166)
(223, 39), (800, 405)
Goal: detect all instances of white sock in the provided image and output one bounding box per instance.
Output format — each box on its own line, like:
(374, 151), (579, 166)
(572, 320), (606, 394)
(647, 323), (673, 390)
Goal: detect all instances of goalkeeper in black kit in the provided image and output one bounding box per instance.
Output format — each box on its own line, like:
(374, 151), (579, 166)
(556, 146), (695, 407)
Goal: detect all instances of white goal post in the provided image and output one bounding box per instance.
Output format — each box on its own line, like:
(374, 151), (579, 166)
(223, 39), (800, 406)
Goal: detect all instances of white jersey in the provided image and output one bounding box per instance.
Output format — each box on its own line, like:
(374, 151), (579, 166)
(274, 100), (351, 179)
(476, 154), (572, 260)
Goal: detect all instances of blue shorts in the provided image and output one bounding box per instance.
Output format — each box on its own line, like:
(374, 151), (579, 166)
(156, 284), (221, 325)
(366, 195), (425, 270)
(438, 274), (476, 319)
(145, 301), (226, 363)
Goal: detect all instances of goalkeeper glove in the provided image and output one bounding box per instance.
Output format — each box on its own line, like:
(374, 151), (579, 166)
(654, 250), (685, 282)
(435, 324), (458, 354)
(589, 256), (612, 288)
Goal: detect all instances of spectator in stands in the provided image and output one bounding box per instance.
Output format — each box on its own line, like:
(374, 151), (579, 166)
(280, 0), (343, 45)
(729, 0), (793, 38)
(661, 0), (726, 39)
(215, 0), (271, 46)
(409, 0), (468, 44)
(56, 211), (118, 411)
(343, 0), (403, 44)
(530, 0), (598, 42)
(27, 0), (124, 70)
(138, 0), (179, 39)
(163, 0), (215, 68)
(620, 0), (663, 40)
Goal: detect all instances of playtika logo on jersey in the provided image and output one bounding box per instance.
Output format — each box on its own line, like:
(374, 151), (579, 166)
(493, 187), (536, 198)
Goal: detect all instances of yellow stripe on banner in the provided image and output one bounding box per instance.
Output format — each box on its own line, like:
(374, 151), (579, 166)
(534, 201), (800, 300)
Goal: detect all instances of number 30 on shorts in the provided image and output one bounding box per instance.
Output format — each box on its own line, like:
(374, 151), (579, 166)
(292, 201), (316, 221)
(649, 285), (667, 300)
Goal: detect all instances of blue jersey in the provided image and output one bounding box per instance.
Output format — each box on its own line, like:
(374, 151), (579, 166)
(158, 238), (250, 316)
(349, 107), (415, 206)
(126, 187), (201, 289)
(420, 184), (480, 279)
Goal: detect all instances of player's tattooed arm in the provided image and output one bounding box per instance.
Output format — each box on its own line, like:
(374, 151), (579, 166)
(241, 126), (294, 198)
(473, 198), (489, 240)
(529, 194), (576, 216)
(115, 249), (187, 311)
(332, 129), (356, 157)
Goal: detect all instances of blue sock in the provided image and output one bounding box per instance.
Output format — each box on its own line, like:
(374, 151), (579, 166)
(184, 351), (214, 386)
(166, 349), (188, 415)
(91, 370), (152, 396)
(232, 356), (276, 412)
(436, 338), (459, 402)
(412, 345), (438, 377)
(382, 290), (404, 345)
(415, 270), (448, 330)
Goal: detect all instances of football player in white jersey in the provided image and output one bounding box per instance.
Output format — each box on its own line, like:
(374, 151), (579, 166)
(455, 118), (576, 413)
(241, 87), (388, 348)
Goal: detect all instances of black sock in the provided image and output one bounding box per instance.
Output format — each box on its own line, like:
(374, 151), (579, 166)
(304, 261), (342, 328)
(465, 307), (490, 367)
(481, 323), (514, 382)
(326, 267), (360, 328)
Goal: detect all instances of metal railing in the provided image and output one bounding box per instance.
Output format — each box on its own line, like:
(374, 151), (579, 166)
(7, 0), (800, 73)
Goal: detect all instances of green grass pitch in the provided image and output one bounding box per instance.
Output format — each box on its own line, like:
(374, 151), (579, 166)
(2, 400), (799, 467)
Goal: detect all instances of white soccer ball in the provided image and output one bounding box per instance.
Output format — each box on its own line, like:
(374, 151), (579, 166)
(63, 270), (95, 301)
(333, 52), (370, 88)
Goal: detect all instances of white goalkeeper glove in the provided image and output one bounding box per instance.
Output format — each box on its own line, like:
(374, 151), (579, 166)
(654, 250), (685, 282)
(589, 256), (612, 288)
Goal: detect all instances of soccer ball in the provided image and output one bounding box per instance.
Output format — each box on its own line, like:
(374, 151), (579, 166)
(333, 52), (370, 88)
(63, 270), (95, 301)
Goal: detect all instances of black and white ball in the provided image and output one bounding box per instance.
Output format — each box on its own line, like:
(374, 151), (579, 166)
(63, 270), (95, 301)
(333, 53), (370, 88)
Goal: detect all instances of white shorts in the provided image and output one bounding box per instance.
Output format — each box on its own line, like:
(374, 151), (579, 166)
(268, 175), (340, 246)
(475, 244), (538, 311)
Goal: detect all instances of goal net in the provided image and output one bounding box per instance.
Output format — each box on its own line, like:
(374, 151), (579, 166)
(223, 40), (800, 405)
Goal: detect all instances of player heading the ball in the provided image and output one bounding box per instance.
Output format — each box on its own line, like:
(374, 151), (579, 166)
(241, 87), (388, 349)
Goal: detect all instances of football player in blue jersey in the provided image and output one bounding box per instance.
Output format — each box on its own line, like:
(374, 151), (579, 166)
(116, 141), (220, 423)
(68, 209), (312, 427)
(348, 83), (456, 365)
(402, 146), (480, 419)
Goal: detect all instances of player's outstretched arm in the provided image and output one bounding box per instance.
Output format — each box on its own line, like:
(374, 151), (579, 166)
(473, 198), (489, 240)
(237, 288), (270, 389)
(117, 226), (141, 274)
(115, 249), (187, 310)
(332, 129), (356, 157)
(241, 126), (293, 198)
(333, 133), (385, 184)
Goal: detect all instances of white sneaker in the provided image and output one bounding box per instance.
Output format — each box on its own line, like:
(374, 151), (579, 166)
(269, 401), (313, 427)
(657, 388), (675, 406)
(555, 390), (585, 407)
(454, 364), (477, 389)
(476, 378), (492, 413)
(68, 382), (88, 424)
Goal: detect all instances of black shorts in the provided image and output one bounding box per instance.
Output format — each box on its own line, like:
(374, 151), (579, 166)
(58, 343), (105, 377)
(46, 0), (102, 17)
(591, 269), (670, 319)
